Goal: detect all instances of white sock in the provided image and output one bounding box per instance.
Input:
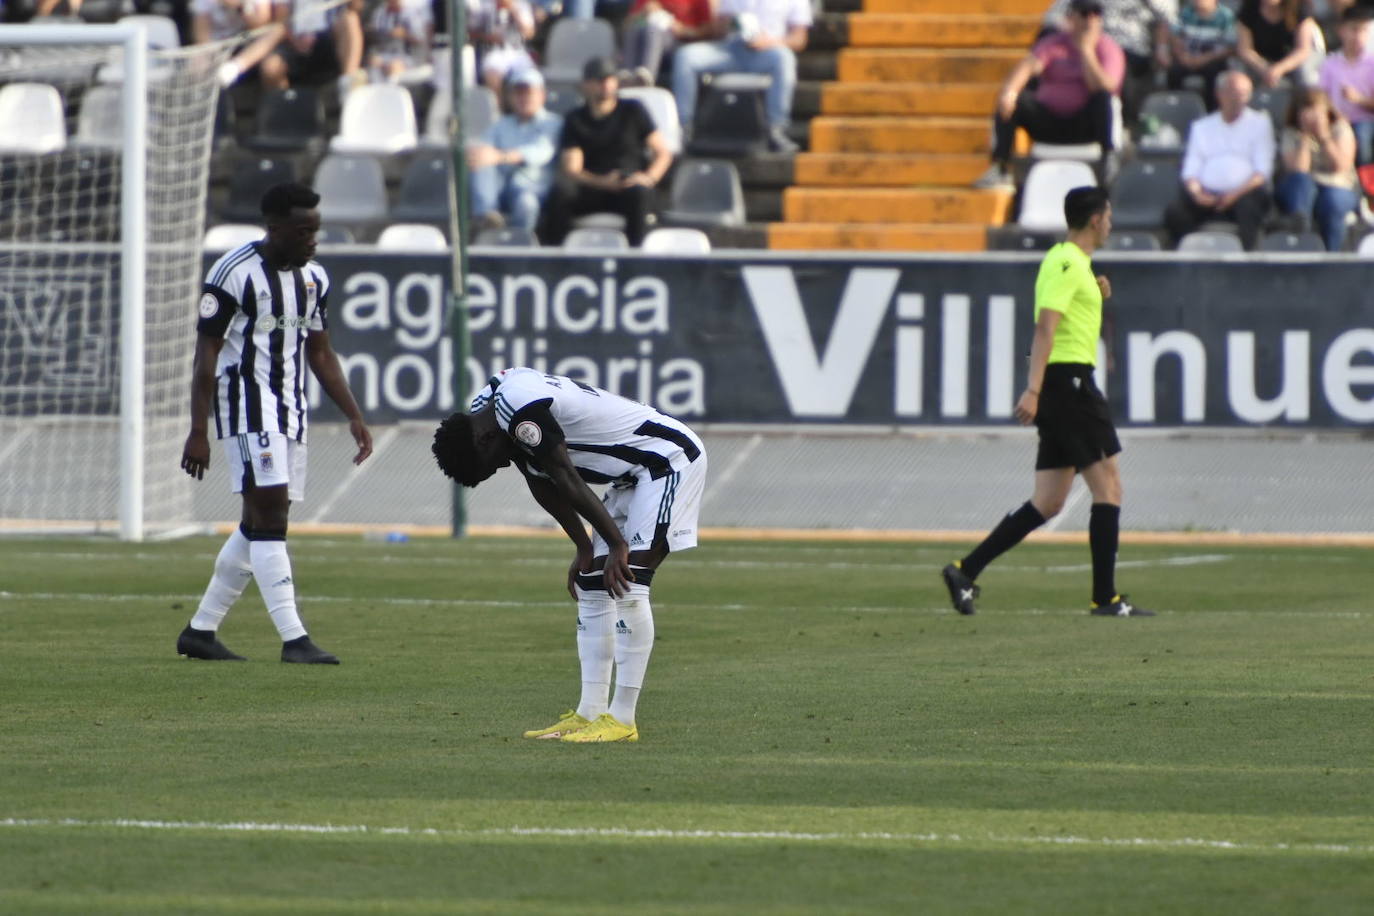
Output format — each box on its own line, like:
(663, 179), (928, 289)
(608, 581), (654, 726)
(190, 527), (253, 631)
(575, 585), (615, 721)
(250, 539), (307, 642)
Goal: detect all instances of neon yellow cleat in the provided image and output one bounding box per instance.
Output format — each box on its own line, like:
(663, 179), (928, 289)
(523, 710), (590, 739)
(560, 713), (639, 743)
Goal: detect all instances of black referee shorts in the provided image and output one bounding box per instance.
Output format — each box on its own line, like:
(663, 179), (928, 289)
(1034, 363), (1122, 471)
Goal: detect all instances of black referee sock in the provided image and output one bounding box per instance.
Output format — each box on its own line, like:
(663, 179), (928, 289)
(961, 501), (1046, 580)
(1089, 503), (1121, 605)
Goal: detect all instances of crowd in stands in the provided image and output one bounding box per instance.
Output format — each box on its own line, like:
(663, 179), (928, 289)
(983, 0), (1374, 252)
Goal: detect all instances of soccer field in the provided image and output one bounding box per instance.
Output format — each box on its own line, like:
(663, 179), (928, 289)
(2, 534), (1371, 914)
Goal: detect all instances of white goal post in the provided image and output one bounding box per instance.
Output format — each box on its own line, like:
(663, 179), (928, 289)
(0, 25), (230, 540)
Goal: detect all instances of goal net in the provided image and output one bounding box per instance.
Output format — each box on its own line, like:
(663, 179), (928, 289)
(0, 25), (231, 538)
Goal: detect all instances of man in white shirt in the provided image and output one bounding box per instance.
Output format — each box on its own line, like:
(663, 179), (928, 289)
(1164, 70), (1275, 250)
(670, 0), (812, 152)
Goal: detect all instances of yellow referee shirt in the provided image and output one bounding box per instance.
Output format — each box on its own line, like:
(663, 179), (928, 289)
(1034, 241), (1101, 366)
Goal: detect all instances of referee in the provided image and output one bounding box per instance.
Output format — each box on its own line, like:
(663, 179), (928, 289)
(941, 186), (1153, 618)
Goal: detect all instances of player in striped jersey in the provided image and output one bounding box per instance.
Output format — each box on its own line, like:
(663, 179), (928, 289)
(177, 182), (373, 664)
(432, 368), (708, 743)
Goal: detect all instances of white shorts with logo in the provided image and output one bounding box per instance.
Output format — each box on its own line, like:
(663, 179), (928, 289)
(591, 453), (707, 557)
(221, 432), (308, 502)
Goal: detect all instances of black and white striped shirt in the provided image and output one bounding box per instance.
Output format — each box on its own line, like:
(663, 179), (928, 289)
(197, 241), (329, 442)
(471, 368), (703, 485)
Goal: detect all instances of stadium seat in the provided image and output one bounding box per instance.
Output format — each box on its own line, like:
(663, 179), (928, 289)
(203, 223), (261, 251)
(474, 225), (540, 246)
(544, 85), (580, 117)
(687, 73), (770, 158)
(573, 212), (628, 230)
(1017, 159), (1097, 231)
(213, 89), (236, 151)
(390, 149), (451, 223)
(119, 13), (180, 49)
(423, 87), (500, 147)
(985, 227), (1056, 251)
(641, 226), (711, 254)
(619, 86), (681, 155)
(73, 84), (122, 150)
(248, 88), (324, 153)
(312, 154), (388, 225)
(1358, 233), (1374, 256)
(1250, 85), (1291, 132)
(1109, 157), (1180, 230)
(1029, 95), (1123, 161)
(542, 18), (616, 85)
(0, 83), (65, 153)
(564, 227), (630, 250)
(377, 223), (449, 250)
(317, 224), (356, 244)
(1177, 229), (1244, 253)
(1102, 230), (1162, 251)
(330, 84), (418, 154)
(1137, 90), (1205, 154)
(659, 158), (745, 227)
(220, 155), (295, 223)
(1259, 230), (1325, 253)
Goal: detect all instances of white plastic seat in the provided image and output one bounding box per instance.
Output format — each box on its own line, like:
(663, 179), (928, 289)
(619, 86), (681, 155)
(0, 83), (65, 153)
(313, 154), (389, 224)
(1357, 233), (1374, 256)
(1177, 230), (1244, 253)
(1016, 159), (1097, 231)
(424, 86), (499, 147)
(120, 14), (181, 49)
(203, 223), (262, 251)
(542, 18), (616, 84)
(641, 227), (710, 254)
(563, 227), (630, 250)
(74, 84), (122, 149)
(376, 223), (448, 251)
(330, 84), (418, 154)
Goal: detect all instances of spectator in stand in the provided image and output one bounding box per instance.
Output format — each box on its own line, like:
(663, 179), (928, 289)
(366, 0), (433, 82)
(1165, 71), (1276, 249)
(1319, 6), (1374, 164)
(469, 68), (563, 234)
(1274, 87), (1359, 249)
(671, 0), (812, 153)
(1236, 0), (1322, 88)
(1166, 0), (1237, 107)
(1044, 0), (1176, 123)
(545, 57), (673, 246)
(619, 0), (715, 87)
(975, 0), (1125, 190)
(469, 0), (536, 96)
(193, 0), (284, 88)
(260, 0), (367, 94)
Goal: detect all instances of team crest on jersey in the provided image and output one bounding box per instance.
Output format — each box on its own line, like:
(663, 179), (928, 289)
(198, 293), (218, 318)
(305, 282), (317, 308)
(513, 421), (542, 447)
(260, 451), (274, 472)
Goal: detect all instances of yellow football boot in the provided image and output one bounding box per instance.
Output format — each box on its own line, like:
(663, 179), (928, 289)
(523, 710), (590, 739)
(560, 713), (639, 743)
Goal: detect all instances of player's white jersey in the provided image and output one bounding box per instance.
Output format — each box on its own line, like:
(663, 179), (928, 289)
(197, 242), (329, 442)
(471, 368), (703, 484)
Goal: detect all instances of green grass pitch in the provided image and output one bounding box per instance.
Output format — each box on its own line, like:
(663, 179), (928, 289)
(2, 533), (1372, 914)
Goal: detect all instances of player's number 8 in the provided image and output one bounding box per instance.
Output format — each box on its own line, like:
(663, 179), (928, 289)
(257, 432), (270, 448)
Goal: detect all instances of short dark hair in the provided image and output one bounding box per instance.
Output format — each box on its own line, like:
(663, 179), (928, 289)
(1340, 5), (1373, 25)
(261, 182), (320, 222)
(432, 412), (485, 487)
(1064, 186), (1110, 230)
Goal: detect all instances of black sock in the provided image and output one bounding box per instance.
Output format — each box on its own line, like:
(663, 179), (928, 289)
(961, 501), (1046, 580)
(1090, 503), (1121, 605)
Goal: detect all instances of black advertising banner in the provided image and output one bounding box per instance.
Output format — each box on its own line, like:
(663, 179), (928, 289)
(191, 251), (1374, 427)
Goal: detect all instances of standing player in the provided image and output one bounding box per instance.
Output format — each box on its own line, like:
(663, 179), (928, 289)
(941, 186), (1153, 618)
(432, 368), (708, 743)
(177, 182), (373, 663)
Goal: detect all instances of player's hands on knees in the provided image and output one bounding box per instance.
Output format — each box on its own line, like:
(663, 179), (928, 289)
(566, 545), (594, 600)
(350, 418), (373, 465)
(603, 543), (634, 599)
(1014, 389), (1039, 426)
(181, 432), (211, 480)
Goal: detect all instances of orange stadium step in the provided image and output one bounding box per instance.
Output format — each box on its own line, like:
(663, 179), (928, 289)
(846, 14), (1039, 49)
(794, 153), (991, 187)
(768, 222), (991, 251)
(837, 48), (1025, 83)
(782, 187), (1012, 224)
(821, 83), (999, 117)
(809, 116), (989, 154)
(862, 0), (1046, 14)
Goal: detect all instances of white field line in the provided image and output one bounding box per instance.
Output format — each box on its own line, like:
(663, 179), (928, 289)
(0, 817), (1370, 856)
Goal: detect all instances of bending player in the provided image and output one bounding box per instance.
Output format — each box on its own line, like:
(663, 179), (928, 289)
(432, 368), (708, 743)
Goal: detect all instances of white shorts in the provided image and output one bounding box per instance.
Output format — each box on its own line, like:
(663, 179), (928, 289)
(591, 453), (707, 557)
(221, 432), (308, 502)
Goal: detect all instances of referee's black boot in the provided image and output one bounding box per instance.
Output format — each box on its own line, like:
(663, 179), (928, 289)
(176, 624), (247, 661)
(281, 635), (340, 664)
(941, 563), (980, 616)
(1090, 595), (1155, 618)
